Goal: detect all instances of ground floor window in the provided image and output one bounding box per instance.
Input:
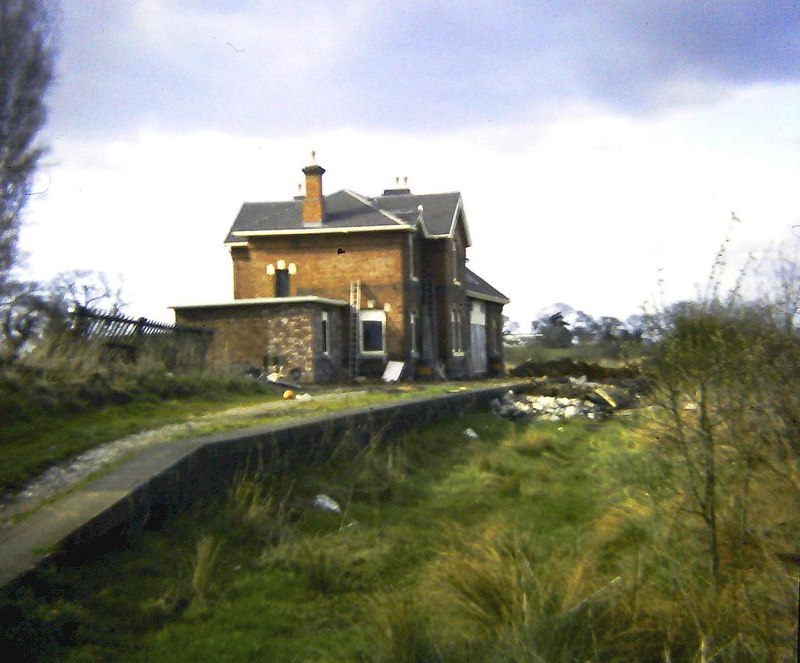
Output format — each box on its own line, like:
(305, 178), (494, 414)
(451, 308), (464, 354)
(409, 310), (418, 355)
(321, 311), (330, 354)
(359, 310), (386, 355)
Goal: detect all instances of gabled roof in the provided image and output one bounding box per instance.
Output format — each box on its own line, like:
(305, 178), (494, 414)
(465, 267), (510, 305)
(225, 188), (470, 245)
(373, 191), (465, 239)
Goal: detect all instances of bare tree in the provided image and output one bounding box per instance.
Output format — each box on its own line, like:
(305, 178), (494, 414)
(0, 0), (56, 294)
(48, 270), (127, 314)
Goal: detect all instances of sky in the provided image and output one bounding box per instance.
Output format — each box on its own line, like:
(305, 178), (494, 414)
(18, 0), (800, 327)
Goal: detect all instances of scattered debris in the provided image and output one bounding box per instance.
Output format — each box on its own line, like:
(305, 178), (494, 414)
(463, 428), (479, 439)
(382, 361), (405, 382)
(593, 386), (617, 409)
(491, 374), (645, 422)
(264, 374), (303, 391)
(283, 389), (296, 400)
(295, 393), (312, 402)
(312, 494), (342, 514)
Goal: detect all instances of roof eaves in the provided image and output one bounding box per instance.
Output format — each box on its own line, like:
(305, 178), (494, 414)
(450, 195), (473, 246)
(231, 225), (409, 237)
(172, 296), (350, 309)
(466, 290), (510, 305)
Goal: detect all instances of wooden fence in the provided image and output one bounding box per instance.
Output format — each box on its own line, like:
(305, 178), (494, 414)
(71, 305), (211, 367)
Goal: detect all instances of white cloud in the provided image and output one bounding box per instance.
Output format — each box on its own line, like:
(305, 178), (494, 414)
(19, 82), (800, 325)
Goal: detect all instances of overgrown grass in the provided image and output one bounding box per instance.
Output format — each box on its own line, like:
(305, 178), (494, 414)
(0, 339), (496, 496)
(0, 389), (280, 495)
(5, 409), (792, 662)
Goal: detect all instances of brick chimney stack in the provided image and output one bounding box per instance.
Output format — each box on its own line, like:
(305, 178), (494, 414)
(302, 152), (325, 225)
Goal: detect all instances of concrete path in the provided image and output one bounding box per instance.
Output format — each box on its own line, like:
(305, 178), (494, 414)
(0, 388), (371, 530)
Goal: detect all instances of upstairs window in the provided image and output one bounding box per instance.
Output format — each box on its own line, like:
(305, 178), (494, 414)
(275, 269), (290, 297)
(267, 261), (296, 297)
(408, 234), (417, 280)
(452, 239), (461, 285)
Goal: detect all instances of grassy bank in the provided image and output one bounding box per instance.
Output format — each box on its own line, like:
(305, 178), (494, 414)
(0, 368), (285, 495)
(0, 390), (278, 495)
(0, 372), (507, 497)
(3, 411), (795, 661)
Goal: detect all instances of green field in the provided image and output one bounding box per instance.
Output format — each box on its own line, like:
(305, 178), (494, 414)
(3, 411), (795, 662)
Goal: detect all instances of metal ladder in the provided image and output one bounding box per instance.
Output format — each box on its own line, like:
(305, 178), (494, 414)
(348, 280), (361, 379)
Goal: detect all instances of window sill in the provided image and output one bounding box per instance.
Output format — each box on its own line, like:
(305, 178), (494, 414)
(360, 351), (386, 357)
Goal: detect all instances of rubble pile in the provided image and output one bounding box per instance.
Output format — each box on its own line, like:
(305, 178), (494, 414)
(491, 375), (645, 422)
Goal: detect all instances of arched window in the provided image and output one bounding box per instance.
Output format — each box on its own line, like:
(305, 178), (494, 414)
(275, 269), (290, 297)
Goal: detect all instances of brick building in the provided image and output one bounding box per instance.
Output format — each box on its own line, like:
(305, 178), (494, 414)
(173, 157), (509, 383)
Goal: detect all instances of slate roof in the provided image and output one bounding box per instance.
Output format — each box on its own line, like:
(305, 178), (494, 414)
(373, 191), (463, 237)
(224, 189), (467, 244)
(465, 267), (510, 305)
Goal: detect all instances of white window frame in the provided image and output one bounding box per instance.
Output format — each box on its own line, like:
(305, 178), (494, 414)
(452, 239), (461, 285)
(359, 310), (386, 356)
(408, 234), (418, 281)
(409, 310), (418, 356)
(320, 311), (330, 355)
(451, 308), (464, 356)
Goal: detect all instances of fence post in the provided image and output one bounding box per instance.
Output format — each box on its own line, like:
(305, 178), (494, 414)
(72, 305), (90, 339)
(135, 317), (146, 360)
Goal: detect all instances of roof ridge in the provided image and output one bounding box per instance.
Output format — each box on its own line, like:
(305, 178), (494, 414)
(375, 190), (462, 198)
(343, 189), (408, 226)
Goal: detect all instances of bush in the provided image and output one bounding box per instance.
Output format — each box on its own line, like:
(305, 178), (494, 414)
(0, 334), (270, 422)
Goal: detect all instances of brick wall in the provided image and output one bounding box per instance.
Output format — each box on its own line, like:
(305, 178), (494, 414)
(232, 231), (410, 359)
(174, 302), (348, 383)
